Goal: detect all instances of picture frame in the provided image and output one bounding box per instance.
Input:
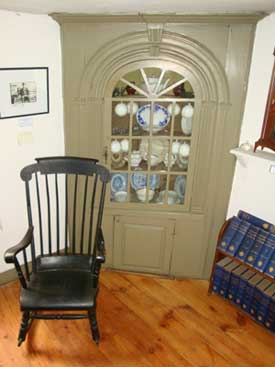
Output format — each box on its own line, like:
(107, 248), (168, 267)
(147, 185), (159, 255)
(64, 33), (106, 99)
(0, 67), (49, 119)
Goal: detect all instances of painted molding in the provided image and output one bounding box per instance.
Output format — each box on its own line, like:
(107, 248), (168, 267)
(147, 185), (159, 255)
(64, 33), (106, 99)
(147, 23), (164, 43)
(78, 30), (230, 104)
(50, 13), (266, 25)
(147, 23), (164, 57)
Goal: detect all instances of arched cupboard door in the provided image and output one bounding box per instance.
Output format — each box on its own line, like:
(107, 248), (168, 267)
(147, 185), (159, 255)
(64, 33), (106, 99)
(103, 63), (204, 275)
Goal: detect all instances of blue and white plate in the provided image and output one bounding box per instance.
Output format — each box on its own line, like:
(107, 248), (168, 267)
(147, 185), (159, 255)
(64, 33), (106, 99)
(174, 175), (186, 199)
(136, 104), (170, 133)
(130, 172), (160, 190)
(111, 173), (128, 193)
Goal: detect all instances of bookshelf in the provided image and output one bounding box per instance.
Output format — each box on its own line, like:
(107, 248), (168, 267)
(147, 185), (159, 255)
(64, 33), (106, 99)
(208, 214), (275, 332)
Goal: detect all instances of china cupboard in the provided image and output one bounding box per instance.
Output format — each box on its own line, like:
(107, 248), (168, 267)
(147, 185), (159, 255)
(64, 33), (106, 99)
(52, 13), (265, 278)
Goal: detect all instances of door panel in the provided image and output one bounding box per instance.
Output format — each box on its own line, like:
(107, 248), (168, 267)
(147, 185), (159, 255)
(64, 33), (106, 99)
(113, 216), (175, 275)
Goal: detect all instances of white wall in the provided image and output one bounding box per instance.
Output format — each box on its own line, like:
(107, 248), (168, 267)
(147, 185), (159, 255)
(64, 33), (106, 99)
(227, 12), (275, 223)
(0, 10), (64, 272)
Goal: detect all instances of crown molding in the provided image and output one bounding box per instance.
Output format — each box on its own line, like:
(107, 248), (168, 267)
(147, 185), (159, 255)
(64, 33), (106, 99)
(50, 12), (267, 25)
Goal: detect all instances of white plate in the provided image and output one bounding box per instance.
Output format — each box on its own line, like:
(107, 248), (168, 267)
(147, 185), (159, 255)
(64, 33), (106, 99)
(174, 176), (186, 199)
(111, 173), (128, 193)
(130, 172), (160, 190)
(136, 104), (170, 133)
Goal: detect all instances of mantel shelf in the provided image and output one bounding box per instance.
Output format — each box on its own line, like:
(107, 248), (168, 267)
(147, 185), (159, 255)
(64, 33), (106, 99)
(230, 147), (275, 164)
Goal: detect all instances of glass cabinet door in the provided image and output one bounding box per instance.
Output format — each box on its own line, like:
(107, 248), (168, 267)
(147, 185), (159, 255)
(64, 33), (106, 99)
(109, 67), (195, 207)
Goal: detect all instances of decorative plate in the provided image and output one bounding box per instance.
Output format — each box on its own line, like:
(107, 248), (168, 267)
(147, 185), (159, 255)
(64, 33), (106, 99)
(174, 175), (186, 199)
(136, 104), (170, 133)
(130, 172), (160, 190)
(111, 173), (128, 193)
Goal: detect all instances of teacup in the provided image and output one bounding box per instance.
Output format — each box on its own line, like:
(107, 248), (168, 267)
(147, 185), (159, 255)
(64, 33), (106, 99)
(114, 191), (128, 202)
(136, 188), (154, 202)
(120, 139), (129, 153)
(179, 142), (190, 158)
(111, 140), (121, 154)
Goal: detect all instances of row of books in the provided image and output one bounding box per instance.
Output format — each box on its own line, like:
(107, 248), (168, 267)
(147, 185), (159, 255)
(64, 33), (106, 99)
(212, 257), (275, 331)
(218, 210), (275, 277)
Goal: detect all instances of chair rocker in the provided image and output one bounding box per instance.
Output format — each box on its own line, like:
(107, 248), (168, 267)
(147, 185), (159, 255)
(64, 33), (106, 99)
(4, 156), (110, 346)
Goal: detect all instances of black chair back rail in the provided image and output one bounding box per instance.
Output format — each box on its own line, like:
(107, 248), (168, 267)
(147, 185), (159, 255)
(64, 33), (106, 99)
(20, 157), (109, 274)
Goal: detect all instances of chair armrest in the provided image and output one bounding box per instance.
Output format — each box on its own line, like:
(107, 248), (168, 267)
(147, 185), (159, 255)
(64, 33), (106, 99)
(95, 227), (105, 263)
(4, 226), (34, 264)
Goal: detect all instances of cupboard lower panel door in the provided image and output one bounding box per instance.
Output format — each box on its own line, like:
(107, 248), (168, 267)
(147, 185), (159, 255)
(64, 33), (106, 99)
(113, 215), (175, 275)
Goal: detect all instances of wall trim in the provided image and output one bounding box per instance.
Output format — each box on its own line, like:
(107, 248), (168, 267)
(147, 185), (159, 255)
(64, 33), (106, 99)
(50, 13), (266, 25)
(0, 268), (17, 286)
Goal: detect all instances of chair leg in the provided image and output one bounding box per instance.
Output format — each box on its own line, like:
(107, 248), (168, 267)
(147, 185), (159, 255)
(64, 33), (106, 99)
(18, 311), (32, 347)
(88, 309), (100, 345)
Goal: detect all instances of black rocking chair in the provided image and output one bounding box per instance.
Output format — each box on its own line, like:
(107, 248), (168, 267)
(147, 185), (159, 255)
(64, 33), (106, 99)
(4, 156), (110, 346)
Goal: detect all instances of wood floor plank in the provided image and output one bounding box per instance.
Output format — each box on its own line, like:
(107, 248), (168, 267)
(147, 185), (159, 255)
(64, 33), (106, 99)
(0, 270), (274, 367)
(103, 271), (234, 367)
(131, 274), (272, 366)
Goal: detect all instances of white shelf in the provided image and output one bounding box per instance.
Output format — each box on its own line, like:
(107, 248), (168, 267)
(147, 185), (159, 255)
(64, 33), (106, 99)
(230, 147), (275, 163)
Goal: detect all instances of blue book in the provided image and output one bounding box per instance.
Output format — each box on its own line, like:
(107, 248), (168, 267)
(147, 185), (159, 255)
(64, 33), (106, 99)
(227, 264), (247, 301)
(218, 216), (241, 252)
(254, 233), (275, 272)
(211, 257), (232, 294)
(219, 261), (239, 298)
(226, 220), (251, 256)
(234, 269), (255, 306)
(256, 283), (275, 325)
(264, 291), (275, 332)
(241, 274), (262, 312)
(249, 279), (272, 318)
(264, 250), (275, 278)
(235, 225), (260, 261)
(245, 229), (269, 266)
(238, 210), (275, 234)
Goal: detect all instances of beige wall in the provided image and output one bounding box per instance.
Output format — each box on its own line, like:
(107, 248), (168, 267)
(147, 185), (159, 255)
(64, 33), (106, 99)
(227, 12), (275, 223)
(0, 10), (64, 272)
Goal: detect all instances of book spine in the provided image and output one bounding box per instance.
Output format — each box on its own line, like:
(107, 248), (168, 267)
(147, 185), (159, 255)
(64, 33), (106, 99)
(265, 300), (275, 332)
(254, 234), (275, 272)
(257, 293), (271, 325)
(226, 221), (251, 256)
(245, 230), (269, 266)
(227, 272), (241, 301)
(234, 277), (248, 306)
(235, 226), (259, 261)
(249, 286), (263, 318)
(218, 217), (240, 251)
(219, 268), (233, 298)
(212, 263), (226, 294)
(238, 210), (275, 234)
(241, 283), (257, 312)
(265, 252), (275, 278)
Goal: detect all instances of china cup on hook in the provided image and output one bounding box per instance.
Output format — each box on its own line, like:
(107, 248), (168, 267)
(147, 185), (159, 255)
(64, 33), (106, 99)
(181, 103), (194, 118)
(115, 102), (128, 117)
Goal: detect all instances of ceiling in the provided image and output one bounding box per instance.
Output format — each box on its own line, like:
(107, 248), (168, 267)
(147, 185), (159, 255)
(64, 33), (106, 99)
(0, 0), (274, 15)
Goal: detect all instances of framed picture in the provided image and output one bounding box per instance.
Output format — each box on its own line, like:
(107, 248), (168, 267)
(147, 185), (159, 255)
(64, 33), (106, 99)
(0, 67), (49, 119)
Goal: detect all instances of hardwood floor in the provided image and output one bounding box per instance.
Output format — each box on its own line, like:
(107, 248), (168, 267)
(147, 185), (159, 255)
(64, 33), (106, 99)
(0, 270), (274, 367)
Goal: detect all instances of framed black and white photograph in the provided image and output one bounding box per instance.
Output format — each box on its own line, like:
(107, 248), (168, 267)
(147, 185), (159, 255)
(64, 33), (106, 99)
(0, 67), (49, 119)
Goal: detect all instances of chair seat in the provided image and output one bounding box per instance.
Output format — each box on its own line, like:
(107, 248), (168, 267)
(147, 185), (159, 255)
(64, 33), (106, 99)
(21, 270), (97, 311)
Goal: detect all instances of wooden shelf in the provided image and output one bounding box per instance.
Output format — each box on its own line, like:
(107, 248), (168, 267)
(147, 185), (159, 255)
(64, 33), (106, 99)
(208, 217), (275, 333)
(217, 248), (275, 282)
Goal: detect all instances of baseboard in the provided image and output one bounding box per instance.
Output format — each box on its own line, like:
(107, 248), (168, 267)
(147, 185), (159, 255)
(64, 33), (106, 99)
(0, 267), (18, 286)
